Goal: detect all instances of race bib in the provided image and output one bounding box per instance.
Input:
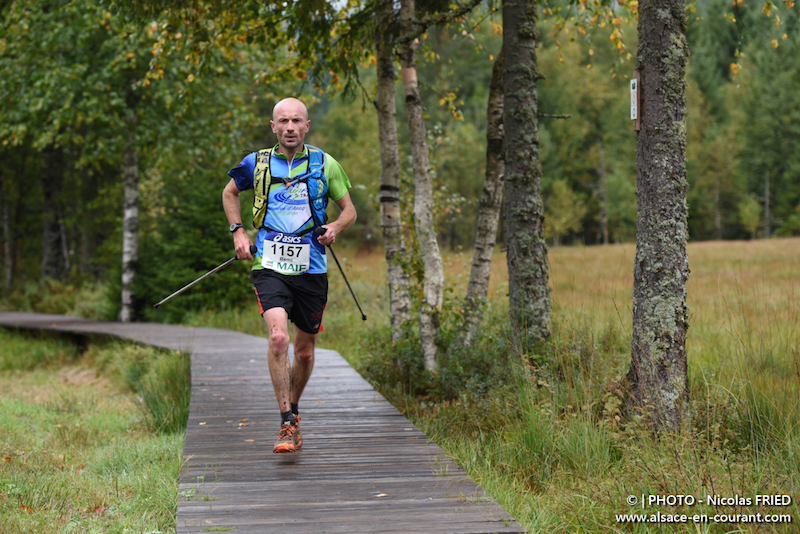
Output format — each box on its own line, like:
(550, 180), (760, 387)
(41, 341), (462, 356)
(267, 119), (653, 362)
(261, 232), (311, 275)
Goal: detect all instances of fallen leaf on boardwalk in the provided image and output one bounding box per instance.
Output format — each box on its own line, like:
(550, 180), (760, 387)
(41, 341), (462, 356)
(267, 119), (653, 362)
(375, 494), (388, 497)
(199, 422), (206, 425)
(355, 407), (365, 410)
(239, 423), (249, 427)
(95, 504), (107, 515)
(316, 400), (323, 403)
(238, 419), (248, 423)
(20, 505), (33, 514)
(244, 439), (254, 442)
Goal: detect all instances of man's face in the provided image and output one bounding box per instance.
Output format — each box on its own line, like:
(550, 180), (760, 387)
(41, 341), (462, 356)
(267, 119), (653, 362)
(271, 100), (310, 154)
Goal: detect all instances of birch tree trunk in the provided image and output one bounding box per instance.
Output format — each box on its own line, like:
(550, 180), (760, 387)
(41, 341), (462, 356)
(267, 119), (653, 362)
(626, 0), (690, 431)
(41, 147), (67, 280)
(399, 0), (444, 370)
(502, 0), (550, 342)
(375, 0), (412, 341)
(461, 49), (505, 347)
(119, 115), (140, 322)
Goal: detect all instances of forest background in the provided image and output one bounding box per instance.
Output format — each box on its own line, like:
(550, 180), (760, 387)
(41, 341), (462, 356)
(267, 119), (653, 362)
(1, 0), (799, 317)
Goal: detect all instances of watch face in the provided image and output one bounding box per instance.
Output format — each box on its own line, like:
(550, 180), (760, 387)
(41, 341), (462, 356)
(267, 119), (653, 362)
(230, 223), (242, 232)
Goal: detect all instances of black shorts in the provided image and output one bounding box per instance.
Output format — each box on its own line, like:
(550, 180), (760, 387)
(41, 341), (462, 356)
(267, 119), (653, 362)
(250, 269), (328, 334)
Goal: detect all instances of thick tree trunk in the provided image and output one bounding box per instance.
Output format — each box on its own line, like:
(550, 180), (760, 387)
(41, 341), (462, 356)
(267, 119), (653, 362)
(375, 0), (412, 341)
(461, 49), (505, 347)
(626, 0), (690, 432)
(502, 0), (550, 342)
(119, 120), (139, 322)
(41, 147), (67, 280)
(597, 140), (609, 245)
(399, 0), (444, 371)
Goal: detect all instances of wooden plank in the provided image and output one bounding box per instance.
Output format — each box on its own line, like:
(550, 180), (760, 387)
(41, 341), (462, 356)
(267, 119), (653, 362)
(0, 312), (526, 533)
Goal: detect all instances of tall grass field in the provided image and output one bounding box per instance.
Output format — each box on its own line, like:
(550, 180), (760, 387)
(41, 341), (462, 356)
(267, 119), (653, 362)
(2, 237), (798, 533)
(0, 333), (188, 533)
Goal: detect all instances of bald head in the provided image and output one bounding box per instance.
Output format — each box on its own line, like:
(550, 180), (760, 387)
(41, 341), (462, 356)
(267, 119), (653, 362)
(270, 97), (311, 158)
(272, 98), (308, 122)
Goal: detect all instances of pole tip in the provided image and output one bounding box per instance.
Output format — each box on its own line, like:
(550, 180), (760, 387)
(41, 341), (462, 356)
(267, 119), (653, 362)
(153, 304), (159, 309)
(361, 315), (367, 321)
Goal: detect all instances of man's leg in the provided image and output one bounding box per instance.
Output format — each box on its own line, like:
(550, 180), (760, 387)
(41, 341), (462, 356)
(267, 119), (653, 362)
(264, 307), (304, 453)
(263, 307), (292, 415)
(290, 325), (317, 406)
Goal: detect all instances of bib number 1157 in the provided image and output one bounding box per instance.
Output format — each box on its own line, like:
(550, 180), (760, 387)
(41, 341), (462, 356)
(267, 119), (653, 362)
(261, 232), (311, 274)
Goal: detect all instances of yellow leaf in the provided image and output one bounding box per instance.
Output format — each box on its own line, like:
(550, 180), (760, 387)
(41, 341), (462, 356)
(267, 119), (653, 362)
(772, 39), (779, 48)
(186, 74), (195, 82)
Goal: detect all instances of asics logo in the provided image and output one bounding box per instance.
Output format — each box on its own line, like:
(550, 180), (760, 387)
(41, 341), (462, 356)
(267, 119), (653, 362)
(273, 233), (303, 244)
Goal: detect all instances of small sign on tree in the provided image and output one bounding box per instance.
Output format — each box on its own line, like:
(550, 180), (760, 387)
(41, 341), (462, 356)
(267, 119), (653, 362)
(631, 71), (641, 131)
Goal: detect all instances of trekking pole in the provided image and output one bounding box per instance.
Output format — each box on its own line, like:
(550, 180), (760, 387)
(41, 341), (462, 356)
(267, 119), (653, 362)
(153, 245), (257, 309)
(314, 227), (367, 321)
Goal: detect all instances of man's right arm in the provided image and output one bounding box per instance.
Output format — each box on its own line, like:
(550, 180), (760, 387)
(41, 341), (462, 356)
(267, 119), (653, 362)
(222, 178), (254, 260)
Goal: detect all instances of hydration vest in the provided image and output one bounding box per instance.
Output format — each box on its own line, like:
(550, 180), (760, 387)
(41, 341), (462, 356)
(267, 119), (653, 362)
(252, 145), (329, 235)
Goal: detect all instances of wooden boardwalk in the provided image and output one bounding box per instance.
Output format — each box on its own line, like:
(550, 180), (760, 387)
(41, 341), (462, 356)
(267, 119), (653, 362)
(0, 312), (525, 533)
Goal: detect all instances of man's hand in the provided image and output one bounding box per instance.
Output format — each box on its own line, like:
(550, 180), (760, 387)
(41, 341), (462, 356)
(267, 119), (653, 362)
(233, 228), (254, 260)
(317, 225), (337, 246)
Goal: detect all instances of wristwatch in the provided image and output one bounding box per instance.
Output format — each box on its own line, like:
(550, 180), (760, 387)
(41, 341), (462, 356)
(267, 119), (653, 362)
(229, 223), (244, 233)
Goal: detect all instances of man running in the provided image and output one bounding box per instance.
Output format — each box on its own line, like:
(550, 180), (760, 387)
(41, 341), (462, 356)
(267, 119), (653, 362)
(222, 97), (356, 453)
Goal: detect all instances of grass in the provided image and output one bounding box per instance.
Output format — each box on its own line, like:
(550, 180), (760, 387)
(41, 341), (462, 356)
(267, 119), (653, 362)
(4, 237), (797, 533)
(0, 330), (188, 534)
(342, 238), (800, 533)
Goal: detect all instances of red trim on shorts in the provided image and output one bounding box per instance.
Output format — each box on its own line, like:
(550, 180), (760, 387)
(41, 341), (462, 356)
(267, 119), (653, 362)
(254, 286), (265, 314)
(318, 303), (326, 333)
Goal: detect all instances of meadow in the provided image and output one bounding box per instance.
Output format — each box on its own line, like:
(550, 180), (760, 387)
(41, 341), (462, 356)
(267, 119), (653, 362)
(182, 236), (800, 532)
(1, 237), (798, 533)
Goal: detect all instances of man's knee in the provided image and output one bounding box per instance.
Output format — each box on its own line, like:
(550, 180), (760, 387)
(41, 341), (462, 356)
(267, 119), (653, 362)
(269, 329), (291, 355)
(294, 345), (314, 366)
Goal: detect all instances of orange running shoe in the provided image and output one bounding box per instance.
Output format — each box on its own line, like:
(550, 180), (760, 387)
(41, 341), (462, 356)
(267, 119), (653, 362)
(273, 421), (301, 453)
(293, 416), (303, 450)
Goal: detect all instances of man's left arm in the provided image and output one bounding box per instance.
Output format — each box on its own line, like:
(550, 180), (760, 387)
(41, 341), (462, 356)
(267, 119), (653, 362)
(318, 192), (356, 246)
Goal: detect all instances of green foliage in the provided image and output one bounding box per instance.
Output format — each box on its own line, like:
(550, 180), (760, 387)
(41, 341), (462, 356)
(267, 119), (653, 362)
(544, 179), (588, 245)
(737, 193), (762, 238)
(132, 156), (254, 323)
(126, 350), (191, 435)
(0, 328), (78, 370)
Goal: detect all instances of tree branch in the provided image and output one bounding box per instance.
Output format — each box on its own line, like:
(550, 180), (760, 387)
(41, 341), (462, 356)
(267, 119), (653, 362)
(539, 113), (573, 119)
(398, 0), (484, 44)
